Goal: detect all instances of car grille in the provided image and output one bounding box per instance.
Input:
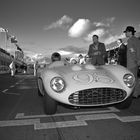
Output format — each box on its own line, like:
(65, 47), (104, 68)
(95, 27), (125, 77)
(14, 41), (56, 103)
(68, 88), (127, 105)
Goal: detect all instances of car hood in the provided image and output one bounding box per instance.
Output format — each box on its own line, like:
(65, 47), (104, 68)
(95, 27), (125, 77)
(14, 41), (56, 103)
(46, 64), (122, 85)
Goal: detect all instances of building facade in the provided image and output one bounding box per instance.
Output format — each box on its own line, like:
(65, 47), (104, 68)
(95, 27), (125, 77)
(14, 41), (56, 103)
(0, 48), (13, 66)
(0, 48), (13, 73)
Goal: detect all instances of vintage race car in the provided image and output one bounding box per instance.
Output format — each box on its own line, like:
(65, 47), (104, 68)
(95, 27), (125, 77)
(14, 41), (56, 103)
(37, 61), (135, 115)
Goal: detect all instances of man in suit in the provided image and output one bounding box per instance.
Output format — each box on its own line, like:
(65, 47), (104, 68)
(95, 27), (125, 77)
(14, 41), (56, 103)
(117, 39), (127, 67)
(124, 26), (140, 98)
(88, 35), (107, 65)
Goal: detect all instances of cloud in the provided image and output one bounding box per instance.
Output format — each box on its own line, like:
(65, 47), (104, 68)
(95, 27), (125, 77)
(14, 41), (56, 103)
(23, 50), (48, 63)
(44, 15), (73, 30)
(84, 28), (106, 42)
(93, 22), (107, 27)
(59, 45), (87, 54)
(84, 27), (126, 46)
(106, 17), (115, 23)
(58, 50), (73, 56)
(24, 50), (38, 57)
(93, 17), (115, 27)
(68, 17), (115, 38)
(68, 19), (91, 38)
(103, 33), (125, 45)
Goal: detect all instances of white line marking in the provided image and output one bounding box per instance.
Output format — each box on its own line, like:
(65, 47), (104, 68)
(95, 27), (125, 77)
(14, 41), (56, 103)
(108, 107), (120, 112)
(5, 92), (20, 95)
(16, 113), (24, 118)
(34, 120), (87, 130)
(76, 113), (140, 123)
(15, 107), (120, 119)
(0, 119), (40, 127)
(35, 113), (140, 130)
(76, 113), (117, 121)
(1, 112), (140, 129)
(117, 116), (140, 122)
(2, 89), (8, 93)
(10, 85), (15, 88)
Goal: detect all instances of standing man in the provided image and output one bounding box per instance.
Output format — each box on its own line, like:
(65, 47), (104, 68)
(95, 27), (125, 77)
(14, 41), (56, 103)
(34, 61), (38, 76)
(123, 26), (140, 98)
(117, 39), (127, 67)
(88, 35), (107, 65)
(9, 60), (16, 77)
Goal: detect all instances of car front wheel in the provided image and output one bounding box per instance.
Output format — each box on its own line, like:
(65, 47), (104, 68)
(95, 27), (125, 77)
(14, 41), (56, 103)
(43, 90), (57, 115)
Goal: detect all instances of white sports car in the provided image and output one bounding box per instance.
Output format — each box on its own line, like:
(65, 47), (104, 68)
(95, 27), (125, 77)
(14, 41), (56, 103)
(37, 61), (135, 115)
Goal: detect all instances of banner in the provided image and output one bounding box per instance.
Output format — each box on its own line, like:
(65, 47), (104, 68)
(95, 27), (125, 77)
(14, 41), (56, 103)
(11, 36), (18, 43)
(0, 27), (8, 32)
(15, 43), (23, 52)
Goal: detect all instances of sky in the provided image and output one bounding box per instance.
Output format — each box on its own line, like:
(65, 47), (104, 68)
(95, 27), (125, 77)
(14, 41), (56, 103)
(0, 0), (140, 59)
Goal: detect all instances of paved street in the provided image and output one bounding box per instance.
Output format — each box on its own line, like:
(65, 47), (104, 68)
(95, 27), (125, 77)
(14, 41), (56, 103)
(0, 74), (140, 140)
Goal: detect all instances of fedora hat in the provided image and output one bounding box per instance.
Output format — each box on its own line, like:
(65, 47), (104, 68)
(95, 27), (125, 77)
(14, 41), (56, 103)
(123, 26), (136, 33)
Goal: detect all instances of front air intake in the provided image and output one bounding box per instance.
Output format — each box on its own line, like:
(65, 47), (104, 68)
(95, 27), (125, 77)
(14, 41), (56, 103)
(69, 88), (127, 105)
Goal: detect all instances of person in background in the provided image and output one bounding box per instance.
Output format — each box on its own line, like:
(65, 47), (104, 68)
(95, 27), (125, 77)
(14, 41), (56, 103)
(49, 52), (67, 68)
(70, 58), (77, 64)
(123, 26), (140, 98)
(51, 52), (61, 62)
(117, 39), (127, 67)
(78, 54), (86, 64)
(88, 35), (107, 65)
(33, 61), (38, 76)
(9, 60), (16, 77)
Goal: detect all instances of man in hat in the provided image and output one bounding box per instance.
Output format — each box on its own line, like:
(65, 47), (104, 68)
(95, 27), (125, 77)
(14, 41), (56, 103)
(124, 26), (140, 98)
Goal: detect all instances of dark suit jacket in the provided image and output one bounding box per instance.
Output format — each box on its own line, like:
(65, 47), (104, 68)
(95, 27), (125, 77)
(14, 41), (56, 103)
(127, 36), (140, 69)
(88, 42), (107, 65)
(118, 43), (127, 67)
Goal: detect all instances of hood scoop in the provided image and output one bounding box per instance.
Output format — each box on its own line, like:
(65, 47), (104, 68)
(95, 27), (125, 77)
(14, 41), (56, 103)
(73, 72), (114, 84)
(73, 73), (93, 84)
(72, 65), (82, 71)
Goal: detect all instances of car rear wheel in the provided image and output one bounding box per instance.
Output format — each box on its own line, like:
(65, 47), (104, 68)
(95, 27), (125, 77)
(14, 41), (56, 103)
(43, 90), (57, 115)
(115, 93), (133, 109)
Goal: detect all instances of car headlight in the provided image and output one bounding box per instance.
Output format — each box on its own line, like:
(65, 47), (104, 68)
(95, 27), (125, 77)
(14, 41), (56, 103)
(123, 74), (135, 88)
(50, 77), (65, 93)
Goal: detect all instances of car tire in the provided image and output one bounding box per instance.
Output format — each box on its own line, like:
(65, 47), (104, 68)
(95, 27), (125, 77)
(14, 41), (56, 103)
(37, 78), (43, 97)
(38, 88), (43, 97)
(43, 90), (57, 115)
(115, 94), (133, 109)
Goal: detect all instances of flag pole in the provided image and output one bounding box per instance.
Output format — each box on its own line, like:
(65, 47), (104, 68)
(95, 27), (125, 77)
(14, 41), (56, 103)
(5, 32), (7, 51)
(5, 29), (8, 51)
(0, 32), (1, 48)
